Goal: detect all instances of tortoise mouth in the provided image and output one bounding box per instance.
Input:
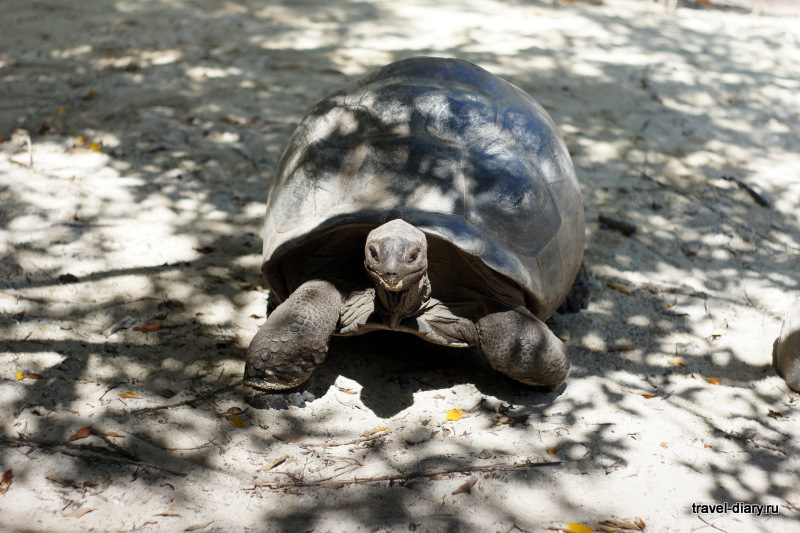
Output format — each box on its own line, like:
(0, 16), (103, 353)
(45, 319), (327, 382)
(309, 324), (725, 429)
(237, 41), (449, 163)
(365, 264), (426, 292)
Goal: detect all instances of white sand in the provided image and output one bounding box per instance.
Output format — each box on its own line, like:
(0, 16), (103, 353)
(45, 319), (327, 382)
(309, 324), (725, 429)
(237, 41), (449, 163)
(1, 0), (798, 531)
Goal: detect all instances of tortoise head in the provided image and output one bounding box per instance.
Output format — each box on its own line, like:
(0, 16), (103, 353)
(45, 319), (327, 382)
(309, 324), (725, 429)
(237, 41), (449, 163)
(364, 220), (428, 292)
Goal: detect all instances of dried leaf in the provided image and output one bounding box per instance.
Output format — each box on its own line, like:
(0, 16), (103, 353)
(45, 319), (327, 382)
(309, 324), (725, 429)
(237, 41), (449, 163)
(67, 506), (96, 518)
(451, 476), (477, 495)
(15, 370), (24, 381)
(227, 416), (246, 427)
(58, 107), (68, 115)
(120, 391), (142, 399)
(597, 518), (646, 531)
(184, 521), (213, 532)
(624, 389), (657, 399)
(319, 481), (345, 489)
(0, 469), (12, 494)
(767, 409), (785, 419)
(607, 345), (641, 352)
(249, 314), (262, 319)
(157, 389), (176, 398)
(154, 512), (182, 517)
(660, 442), (668, 449)
(101, 475), (111, 491)
(668, 356), (687, 367)
(69, 426), (92, 441)
(705, 377), (722, 386)
(23, 372), (43, 379)
(446, 408), (464, 421)
(103, 431), (123, 437)
(76, 135), (87, 143)
(273, 433), (306, 443)
(87, 142), (103, 152)
(83, 90), (95, 100)
(257, 455), (288, 471)
(133, 321), (162, 332)
(225, 407), (244, 416)
(608, 282), (633, 295)
(495, 414), (530, 426)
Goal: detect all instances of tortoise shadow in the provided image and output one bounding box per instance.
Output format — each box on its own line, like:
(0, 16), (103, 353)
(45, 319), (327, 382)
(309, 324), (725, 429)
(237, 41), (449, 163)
(317, 330), (566, 418)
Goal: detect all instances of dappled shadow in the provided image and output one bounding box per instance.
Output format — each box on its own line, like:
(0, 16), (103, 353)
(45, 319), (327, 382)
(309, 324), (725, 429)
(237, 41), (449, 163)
(2, 0), (799, 530)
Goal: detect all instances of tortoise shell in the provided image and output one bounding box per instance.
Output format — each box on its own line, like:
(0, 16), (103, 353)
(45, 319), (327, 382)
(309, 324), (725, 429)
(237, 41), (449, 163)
(261, 57), (584, 319)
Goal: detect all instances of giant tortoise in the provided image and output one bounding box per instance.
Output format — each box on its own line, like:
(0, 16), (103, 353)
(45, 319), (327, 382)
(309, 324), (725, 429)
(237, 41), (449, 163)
(244, 57), (585, 408)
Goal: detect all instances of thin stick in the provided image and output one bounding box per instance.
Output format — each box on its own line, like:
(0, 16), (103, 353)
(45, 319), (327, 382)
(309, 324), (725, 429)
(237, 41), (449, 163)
(251, 459), (560, 489)
(126, 380), (243, 414)
(0, 437), (185, 476)
(697, 515), (729, 533)
(299, 431), (390, 448)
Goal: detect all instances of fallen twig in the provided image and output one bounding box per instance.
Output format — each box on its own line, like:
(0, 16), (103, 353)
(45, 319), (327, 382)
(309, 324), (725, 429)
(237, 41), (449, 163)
(299, 430), (390, 448)
(250, 459), (560, 489)
(599, 275), (708, 300)
(697, 515), (729, 533)
(126, 380), (243, 414)
(721, 175), (770, 208)
(640, 173), (798, 252)
(0, 436), (185, 476)
(598, 214), (637, 236)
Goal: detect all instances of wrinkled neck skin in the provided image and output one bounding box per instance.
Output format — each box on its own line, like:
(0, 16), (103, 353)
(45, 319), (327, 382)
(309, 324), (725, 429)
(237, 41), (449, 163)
(374, 273), (431, 329)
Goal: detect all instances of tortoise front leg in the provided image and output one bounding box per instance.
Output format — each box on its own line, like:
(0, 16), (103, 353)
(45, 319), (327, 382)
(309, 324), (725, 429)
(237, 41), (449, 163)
(477, 310), (570, 389)
(244, 280), (343, 409)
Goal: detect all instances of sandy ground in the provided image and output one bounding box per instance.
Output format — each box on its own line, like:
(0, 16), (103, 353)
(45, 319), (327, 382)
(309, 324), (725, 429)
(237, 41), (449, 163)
(1, 0), (799, 531)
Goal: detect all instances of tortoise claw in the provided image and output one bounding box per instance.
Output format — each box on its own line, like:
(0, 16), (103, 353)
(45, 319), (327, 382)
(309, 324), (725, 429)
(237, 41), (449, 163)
(243, 380), (316, 410)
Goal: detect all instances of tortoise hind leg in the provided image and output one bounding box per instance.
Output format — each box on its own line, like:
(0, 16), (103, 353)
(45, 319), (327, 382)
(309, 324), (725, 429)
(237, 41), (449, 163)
(558, 263), (590, 314)
(244, 280), (343, 409)
(477, 310), (570, 389)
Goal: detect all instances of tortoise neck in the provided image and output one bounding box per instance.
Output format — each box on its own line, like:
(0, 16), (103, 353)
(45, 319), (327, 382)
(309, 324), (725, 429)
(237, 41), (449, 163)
(375, 273), (431, 329)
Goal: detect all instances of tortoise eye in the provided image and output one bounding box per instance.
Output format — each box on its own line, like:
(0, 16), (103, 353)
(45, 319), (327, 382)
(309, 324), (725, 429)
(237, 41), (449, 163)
(408, 251), (419, 262)
(369, 247), (379, 261)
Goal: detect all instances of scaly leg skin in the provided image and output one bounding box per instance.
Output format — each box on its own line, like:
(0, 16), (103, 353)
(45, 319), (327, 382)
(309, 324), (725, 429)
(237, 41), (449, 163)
(244, 280), (342, 409)
(774, 300), (800, 393)
(477, 310), (570, 389)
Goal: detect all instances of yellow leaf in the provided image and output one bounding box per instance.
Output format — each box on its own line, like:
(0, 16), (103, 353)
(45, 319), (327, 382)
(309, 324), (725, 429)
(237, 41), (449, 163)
(705, 377), (722, 386)
(58, 106), (68, 115)
(87, 142), (103, 152)
(547, 444), (563, 456)
(15, 370), (24, 381)
(608, 282), (633, 295)
(446, 409), (464, 421)
(76, 135), (87, 143)
(549, 523), (594, 533)
(228, 416), (247, 427)
(120, 391), (142, 399)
